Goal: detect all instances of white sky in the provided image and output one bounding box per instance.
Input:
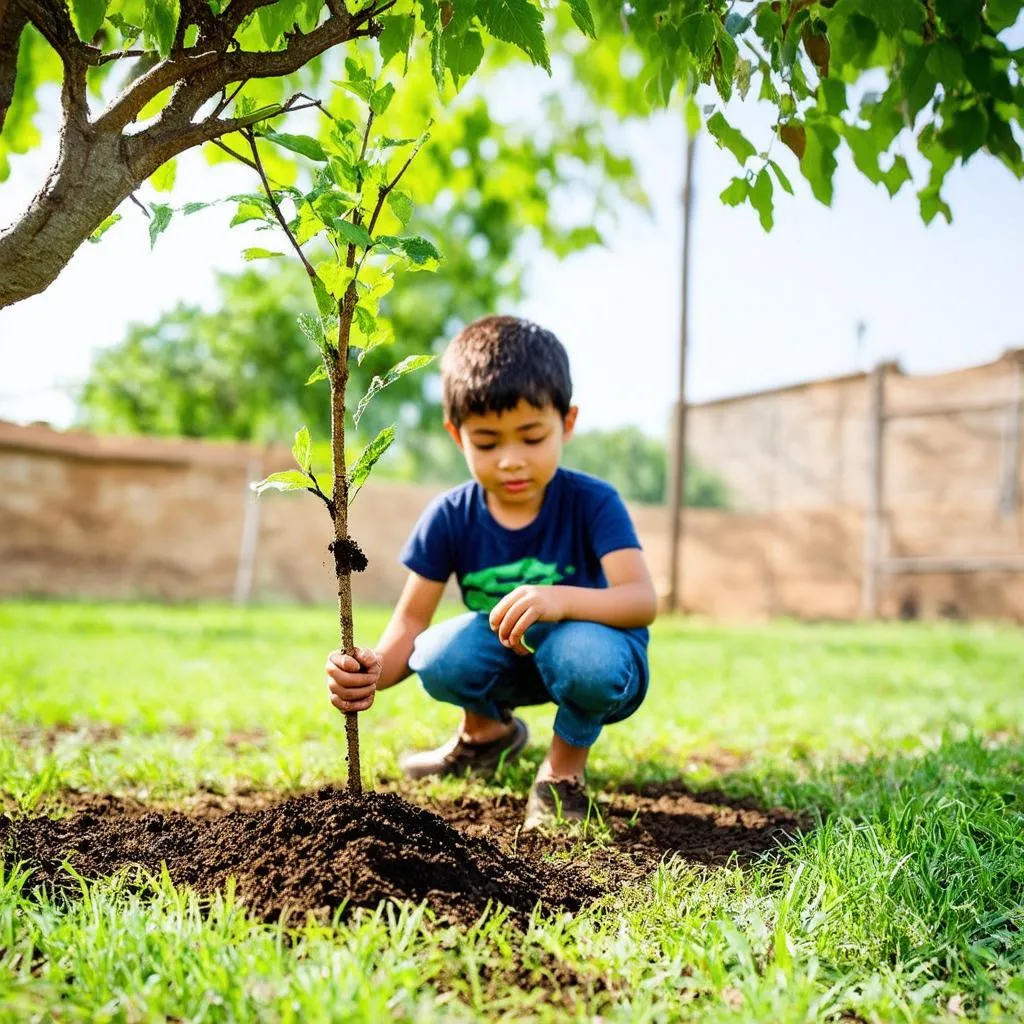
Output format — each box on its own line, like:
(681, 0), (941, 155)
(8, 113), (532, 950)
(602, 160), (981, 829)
(2, 57), (1023, 439)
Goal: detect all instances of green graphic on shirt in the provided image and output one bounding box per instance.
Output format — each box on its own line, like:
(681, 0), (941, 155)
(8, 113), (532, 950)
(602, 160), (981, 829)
(461, 557), (566, 613)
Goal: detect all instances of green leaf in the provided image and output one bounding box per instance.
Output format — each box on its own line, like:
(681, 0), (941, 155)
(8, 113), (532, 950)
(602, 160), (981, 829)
(252, 470), (311, 496)
(767, 159), (794, 195)
(347, 425), (397, 502)
(386, 190), (414, 225)
(306, 364), (329, 385)
(376, 235), (442, 264)
(257, 0), (303, 49)
(681, 11), (717, 62)
(107, 12), (141, 45)
(181, 201), (210, 215)
(70, 0), (110, 41)
(336, 77), (375, 103)
(378, 135), (419, 149)
(881, 155), (912, 197)
(354, 305), (378, 339)
(477, 0), (551, 73)
(230, 202), (268, 227)
(984, 0), (1019, 31)
(379, 15), (415, 65)
(292, 426), (312, 472)
(298, 312), (336, 355)
(142, 0), (180, 58)
(149, 159), (176, 193)
(800, 121), (840, 205)
(333, 220), (373, 249)
(260, 130), (327, 162)
(566, 0), (596, 38)
(919, 185), (952, 224)
(725, 11), (751, 36)
(706, 111), (756, 165)
(720, 176), (749, 207)
(449, 28), (485, 82)
(370, 83), (396, 116)
(88, 213), (121, 244)
(316, 261), (356, 300)
(900, 47), (938, 123)
(749, 168), (774, 231)
(353, 354), (435, 426)
(243, 247), (286, 261)
(148, 203), (173, 248)
(419, 0), (446, 89)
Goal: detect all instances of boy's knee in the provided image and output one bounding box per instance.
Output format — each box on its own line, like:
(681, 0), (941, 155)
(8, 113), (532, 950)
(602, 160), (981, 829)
(408, 613), (494, 701)
(537, 624), (636, 713)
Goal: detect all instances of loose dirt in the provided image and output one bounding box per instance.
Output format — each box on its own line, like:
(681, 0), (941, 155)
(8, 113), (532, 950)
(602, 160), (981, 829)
(1, 782), (800, 926)
(1, 788), (596, 926)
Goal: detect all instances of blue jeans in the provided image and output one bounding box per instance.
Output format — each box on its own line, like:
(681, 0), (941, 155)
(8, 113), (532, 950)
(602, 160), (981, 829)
(408, 612), (649, 748)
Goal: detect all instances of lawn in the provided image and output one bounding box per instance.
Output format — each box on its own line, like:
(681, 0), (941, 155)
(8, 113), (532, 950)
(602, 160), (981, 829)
(1, 601), (1023, 1022)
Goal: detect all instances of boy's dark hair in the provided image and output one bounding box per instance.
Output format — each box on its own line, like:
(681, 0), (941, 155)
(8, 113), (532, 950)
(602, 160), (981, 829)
(441, 315), (573, 428)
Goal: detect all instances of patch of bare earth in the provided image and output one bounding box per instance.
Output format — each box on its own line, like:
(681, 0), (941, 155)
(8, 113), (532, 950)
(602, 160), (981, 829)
(1, 775), (800, 926)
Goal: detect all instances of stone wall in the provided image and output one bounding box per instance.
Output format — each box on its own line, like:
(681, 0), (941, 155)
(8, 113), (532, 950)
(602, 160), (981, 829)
(1, 349), (1021, 622)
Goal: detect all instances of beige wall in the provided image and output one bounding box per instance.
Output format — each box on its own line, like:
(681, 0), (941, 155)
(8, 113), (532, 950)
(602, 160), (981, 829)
(1, 349), (1021, 623)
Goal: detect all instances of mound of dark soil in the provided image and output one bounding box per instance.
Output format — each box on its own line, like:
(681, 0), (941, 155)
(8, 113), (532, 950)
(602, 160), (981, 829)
(1, 788), (596, 926)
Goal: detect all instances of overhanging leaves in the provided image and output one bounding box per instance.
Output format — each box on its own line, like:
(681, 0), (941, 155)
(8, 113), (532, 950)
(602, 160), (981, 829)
(706, 112), (756, 166)
(477, 0), (552, 73)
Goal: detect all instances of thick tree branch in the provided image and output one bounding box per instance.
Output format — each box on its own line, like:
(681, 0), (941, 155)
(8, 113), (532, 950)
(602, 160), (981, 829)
(108, 8), (361, 136)
(16, 0), (90, 125)
(0, 3), (28, 133)
(14, 0), (82, 61)
(0, 1), (374, 309)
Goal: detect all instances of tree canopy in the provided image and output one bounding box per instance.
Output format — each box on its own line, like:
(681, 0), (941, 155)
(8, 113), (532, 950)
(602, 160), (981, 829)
(1, 1), (1021, 311)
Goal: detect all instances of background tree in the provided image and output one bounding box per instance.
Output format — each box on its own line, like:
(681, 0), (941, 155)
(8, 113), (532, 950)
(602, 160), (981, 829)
(562, 426), (729, 507)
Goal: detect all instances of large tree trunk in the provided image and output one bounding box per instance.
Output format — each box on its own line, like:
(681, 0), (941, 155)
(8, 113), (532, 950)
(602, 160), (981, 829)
(0, 125), (136, 308)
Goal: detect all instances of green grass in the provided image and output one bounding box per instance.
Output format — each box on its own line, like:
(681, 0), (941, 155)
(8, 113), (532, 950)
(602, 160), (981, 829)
(2, 601), (1024, 1021)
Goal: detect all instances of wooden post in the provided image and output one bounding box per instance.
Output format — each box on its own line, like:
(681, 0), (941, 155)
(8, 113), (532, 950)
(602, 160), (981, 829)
(860, 363), (886, 617)
(233, 449), (263, 605)
(666, 127), (696, 614)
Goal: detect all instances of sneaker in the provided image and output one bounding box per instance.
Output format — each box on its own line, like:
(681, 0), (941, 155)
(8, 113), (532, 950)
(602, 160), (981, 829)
(522, 775), (593, 832)
(399, 716), (529, 780)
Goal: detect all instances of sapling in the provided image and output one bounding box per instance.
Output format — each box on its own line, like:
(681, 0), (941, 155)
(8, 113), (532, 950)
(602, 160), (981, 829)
(242, 60), (441, 795)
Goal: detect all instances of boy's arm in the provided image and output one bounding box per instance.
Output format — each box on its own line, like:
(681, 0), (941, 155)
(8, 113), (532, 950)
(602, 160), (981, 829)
(375, 571), (447, 690)
(558, 548), (658, 629)
(489, 548), (657, 650)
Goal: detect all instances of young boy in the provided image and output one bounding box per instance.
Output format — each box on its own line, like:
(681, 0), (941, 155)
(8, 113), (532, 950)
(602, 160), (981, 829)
(325, 315), (657, 830)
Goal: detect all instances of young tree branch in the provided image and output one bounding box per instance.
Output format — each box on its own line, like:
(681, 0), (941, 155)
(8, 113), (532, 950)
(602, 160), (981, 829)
(366, 133), (429, 236)
(244, 127), (318, 282)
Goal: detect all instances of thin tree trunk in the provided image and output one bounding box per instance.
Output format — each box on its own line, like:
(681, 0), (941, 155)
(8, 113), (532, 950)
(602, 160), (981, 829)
(331, 279), (361, 796)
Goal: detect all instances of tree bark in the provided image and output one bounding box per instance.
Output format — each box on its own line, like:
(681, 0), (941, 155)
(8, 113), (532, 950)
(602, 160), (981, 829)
(331, 278), (361, 795)
(0, 2), (374, 309)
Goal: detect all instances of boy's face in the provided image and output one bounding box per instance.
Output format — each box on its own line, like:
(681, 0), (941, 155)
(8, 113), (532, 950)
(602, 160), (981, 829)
(445, 399), (578, 508)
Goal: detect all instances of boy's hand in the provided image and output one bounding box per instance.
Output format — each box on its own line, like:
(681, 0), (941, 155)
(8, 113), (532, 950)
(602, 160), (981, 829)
(489, 585), (566, 655)
(325, 647), (381, 713)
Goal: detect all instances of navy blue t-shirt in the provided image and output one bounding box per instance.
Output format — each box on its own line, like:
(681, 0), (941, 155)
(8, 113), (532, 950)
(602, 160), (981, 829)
(400, 468), (648, 643)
